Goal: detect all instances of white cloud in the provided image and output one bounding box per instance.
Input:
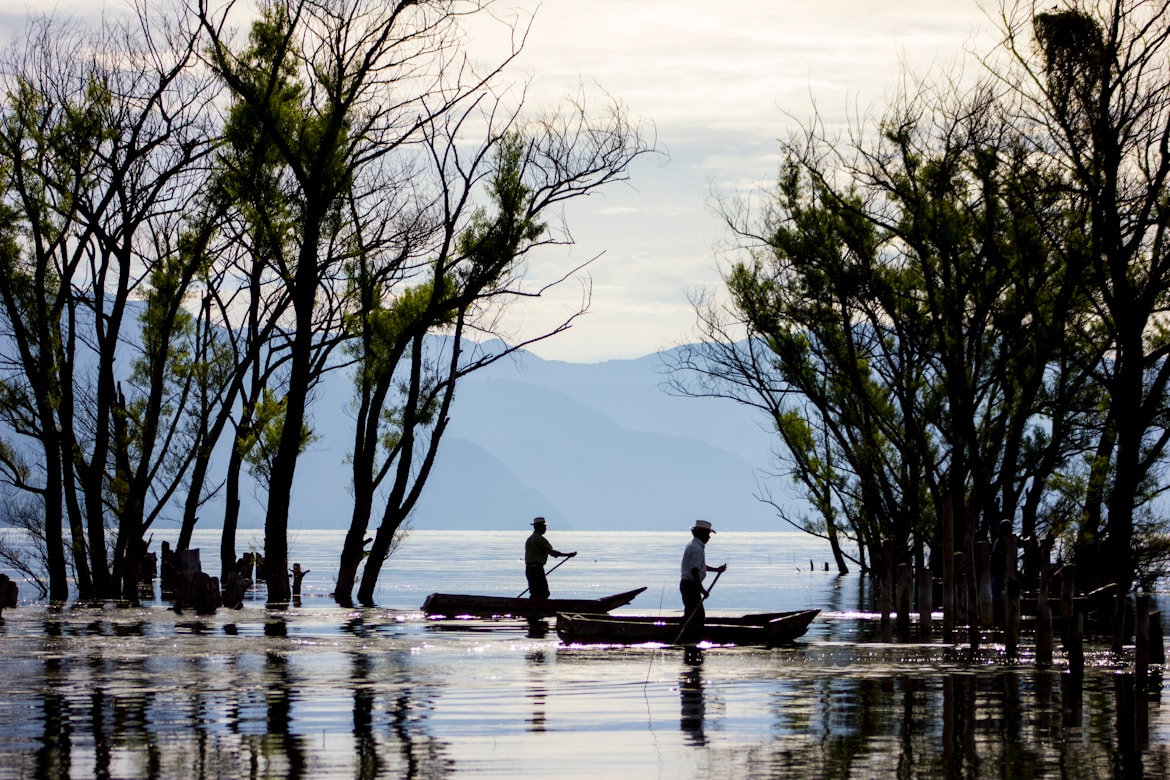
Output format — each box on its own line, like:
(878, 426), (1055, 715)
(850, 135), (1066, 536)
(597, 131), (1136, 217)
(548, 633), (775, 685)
(479, 0), (998, 361)
(0, 0), (999, 362)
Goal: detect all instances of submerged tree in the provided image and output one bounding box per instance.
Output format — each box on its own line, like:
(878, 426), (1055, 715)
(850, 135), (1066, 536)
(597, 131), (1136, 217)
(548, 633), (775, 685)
(199, 0), (443, 604)
(340, 106), (652, 606)
(673, 84), (1092, 576)
(0, 7), (220, 602)
(200, 0), (655, 605)
(673, 0), (1170, 596)
(1000, 0), (1170, 591)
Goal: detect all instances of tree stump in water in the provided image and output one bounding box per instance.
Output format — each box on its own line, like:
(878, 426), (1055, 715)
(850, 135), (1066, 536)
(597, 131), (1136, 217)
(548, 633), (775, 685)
(895, 563), (912, 638)
(172, 549), (222, 615)
(159, 541), (180, 593)
(236, 552), (255, 581)
(291, 563), (309, 598)
(138, 550), (157, 585)
(220, 572), (252, 609)
(0, 573), (16, 617)
(916, 567), (933, 637)
(1151, 610), (1166, 665)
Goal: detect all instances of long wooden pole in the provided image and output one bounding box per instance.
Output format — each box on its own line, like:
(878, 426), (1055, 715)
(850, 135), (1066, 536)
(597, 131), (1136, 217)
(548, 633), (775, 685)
(673, 568), (724, 645)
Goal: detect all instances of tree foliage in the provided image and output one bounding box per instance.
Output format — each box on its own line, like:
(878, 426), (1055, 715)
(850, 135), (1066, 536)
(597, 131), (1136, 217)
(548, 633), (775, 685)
(673, 0), (1170, 592)
(0, 0), (653, 605)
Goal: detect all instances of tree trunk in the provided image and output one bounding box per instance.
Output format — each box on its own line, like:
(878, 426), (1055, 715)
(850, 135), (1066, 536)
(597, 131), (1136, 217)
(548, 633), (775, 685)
(356, 513), (406, 607)
(219, 443), (245, 580)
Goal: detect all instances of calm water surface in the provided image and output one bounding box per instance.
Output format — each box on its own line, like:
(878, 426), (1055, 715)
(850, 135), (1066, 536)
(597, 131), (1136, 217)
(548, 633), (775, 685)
(0, 529), (1167, 779)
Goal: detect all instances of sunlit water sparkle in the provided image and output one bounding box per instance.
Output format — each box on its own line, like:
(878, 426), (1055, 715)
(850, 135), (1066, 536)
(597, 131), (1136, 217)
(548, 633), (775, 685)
(1, 529), (1168, 779)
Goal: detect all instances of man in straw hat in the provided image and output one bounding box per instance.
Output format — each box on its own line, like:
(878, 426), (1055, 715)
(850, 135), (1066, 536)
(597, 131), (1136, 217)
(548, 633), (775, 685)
(524, 517), (576, 600)
(679, 520), (727, 640)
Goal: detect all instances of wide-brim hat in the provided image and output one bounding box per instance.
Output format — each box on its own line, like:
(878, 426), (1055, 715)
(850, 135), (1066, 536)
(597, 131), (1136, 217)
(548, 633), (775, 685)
(692, 519), (715, 533)
(532, 517), (547, 526)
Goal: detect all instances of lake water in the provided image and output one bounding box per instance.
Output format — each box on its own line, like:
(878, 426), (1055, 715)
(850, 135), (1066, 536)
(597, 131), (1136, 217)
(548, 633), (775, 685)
(1, 529), (1168, 779)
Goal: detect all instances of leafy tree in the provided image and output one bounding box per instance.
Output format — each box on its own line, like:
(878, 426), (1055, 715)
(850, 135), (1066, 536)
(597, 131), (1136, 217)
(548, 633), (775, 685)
(200, 0), (417, 603)
(341, 113), (652, 606)
(0, 7), (219, 601)
(672, 74), (1095, 579)
(999, 0), (1170, 591)
(201, 0), (654, 605)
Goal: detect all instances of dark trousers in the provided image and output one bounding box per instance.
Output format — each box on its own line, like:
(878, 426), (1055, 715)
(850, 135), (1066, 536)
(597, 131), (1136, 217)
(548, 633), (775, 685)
(526, 564), (550, 600)
(680, 579), (705, 642)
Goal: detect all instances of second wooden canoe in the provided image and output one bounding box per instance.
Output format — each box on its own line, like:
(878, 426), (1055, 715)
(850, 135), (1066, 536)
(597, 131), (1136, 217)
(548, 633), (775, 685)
(556, 608), (820, 646)
(421, 586), (648, 619)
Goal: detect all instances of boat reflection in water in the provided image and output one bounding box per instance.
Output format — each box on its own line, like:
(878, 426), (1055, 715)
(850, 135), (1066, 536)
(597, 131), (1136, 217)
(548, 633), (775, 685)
(3, 602), (1169, 778)
(0, 530), (1168, 778)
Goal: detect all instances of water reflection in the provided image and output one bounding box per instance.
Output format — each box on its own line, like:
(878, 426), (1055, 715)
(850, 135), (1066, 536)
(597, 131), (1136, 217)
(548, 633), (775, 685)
(351, 648), (382, 778)
(4, 523), (1170, 780)
(756, 657), (1170, 779)
(679, 649), (706, 746)
(526, 650), (548, 733)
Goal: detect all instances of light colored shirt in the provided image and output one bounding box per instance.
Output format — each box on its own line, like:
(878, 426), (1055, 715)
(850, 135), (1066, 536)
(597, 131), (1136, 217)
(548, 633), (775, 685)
(680, 537), (707, 582)
(525, 532), (555, 565)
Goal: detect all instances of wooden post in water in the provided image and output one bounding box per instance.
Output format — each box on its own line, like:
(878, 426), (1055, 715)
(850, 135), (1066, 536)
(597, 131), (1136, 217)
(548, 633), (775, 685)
(1059, 564), (1076, 644)
(953, 552), (968, 627)
(942, 497), (954, 641)
(1006, 578), (1021, 658)
(160, 540), (178, 593)
(1068, 610), (1085, 676)
(975, 540), (993, 628)
(896, 563), (912, 637)
(1036, 536), (1054, 668)
(1136, 593), (1150, 689)
(1111, 587), (1127, 656)
(1151, 610), (1165, 665)
(1005, 535), (1021, 657)
(881, 540), (895, 624)
(917, 567), (933, 638)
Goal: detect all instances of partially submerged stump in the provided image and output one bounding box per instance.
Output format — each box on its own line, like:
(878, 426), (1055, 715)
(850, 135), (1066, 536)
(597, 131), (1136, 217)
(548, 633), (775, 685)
(159, 541), (180, 593)
(1151, 611), (1165, 665)
(291, 563), (309, 598)
(220, 571), (252, 609)
(172, 549), (222, 615)
(916, 567), (933, 637)
(235, 552), (255, 581)
(138, 550), (157, 585)
(895, 563), (912, 638)
(0, 573), (16, 617)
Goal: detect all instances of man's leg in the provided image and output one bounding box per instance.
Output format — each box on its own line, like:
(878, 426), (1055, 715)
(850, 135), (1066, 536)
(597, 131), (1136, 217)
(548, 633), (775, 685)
(527, 565), (550, 600)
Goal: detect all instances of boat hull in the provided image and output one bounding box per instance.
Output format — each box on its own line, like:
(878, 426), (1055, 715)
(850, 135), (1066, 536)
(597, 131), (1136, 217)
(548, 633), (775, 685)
(556, 609), (820, 646)
(421, 586), (647, 619)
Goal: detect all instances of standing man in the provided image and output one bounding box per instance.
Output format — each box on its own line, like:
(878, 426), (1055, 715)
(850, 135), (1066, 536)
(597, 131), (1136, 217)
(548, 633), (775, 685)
(525, 517), (576, 600)
(680, 520), (727, 640)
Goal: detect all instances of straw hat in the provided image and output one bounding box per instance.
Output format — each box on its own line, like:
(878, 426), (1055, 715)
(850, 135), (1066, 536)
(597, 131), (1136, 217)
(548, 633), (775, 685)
(692, 519), (715, 534)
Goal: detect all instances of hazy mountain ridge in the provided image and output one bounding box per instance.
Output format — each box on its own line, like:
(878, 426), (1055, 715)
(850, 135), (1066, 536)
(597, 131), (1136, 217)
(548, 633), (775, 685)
(1, 318), (787, 533)
(282, 346), (785, 532)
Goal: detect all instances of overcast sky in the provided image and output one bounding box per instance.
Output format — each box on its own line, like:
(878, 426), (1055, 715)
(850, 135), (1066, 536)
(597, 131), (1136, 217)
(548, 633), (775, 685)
(0, 0), (1002, 362)
(483, 0), (1003, 362)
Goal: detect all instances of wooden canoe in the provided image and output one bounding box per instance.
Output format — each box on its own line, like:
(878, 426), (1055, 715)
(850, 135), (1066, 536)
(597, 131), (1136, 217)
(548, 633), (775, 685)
(421, 586), (647, 619)
(556, 608), (820, 647)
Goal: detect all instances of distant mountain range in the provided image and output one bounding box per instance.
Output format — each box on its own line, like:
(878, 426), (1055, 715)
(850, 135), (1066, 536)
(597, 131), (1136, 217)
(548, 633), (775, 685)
(2, 301), (800, 533)
(272, 346), (793, 533)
